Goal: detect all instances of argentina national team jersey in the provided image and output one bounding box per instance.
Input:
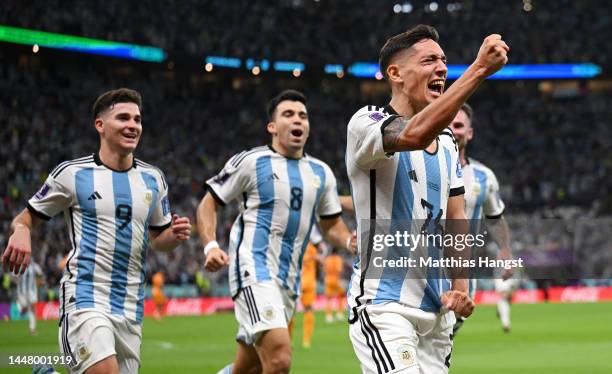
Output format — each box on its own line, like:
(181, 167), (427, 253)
(346, 105), (465, 319)
(16, 262), (42, 304)
(27, 153), (172, 324)
(462, 157), (505, 234)
(206, 145), (342, 298)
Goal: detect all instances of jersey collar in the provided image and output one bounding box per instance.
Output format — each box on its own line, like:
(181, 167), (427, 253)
(267, 144), (306, 160)
(93, 152), (136, 172)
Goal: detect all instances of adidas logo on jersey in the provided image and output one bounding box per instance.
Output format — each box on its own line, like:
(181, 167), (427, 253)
(88, 191), (102, 200)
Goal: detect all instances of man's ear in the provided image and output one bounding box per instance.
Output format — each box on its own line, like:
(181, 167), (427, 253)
(267, 121), (277, 136)
(94, 118), (104, 135)
(387, 64), (403, 84)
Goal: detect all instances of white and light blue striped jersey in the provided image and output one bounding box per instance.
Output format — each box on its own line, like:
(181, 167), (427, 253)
(27, 153), (172, 324)
(346, 105), (465, 320)
(462, 157), (505, 233)
(206, 145), (342, 298)
(16, 262), (42, 304)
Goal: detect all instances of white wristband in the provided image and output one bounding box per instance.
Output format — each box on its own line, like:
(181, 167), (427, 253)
(204, 241), (220, 256)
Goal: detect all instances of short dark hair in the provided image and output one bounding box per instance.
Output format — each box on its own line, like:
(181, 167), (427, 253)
(460, 102), (474, 123)
(379, 24), (440, 80)
(92, 88), (142, 120)
(266, 89), (307, 121)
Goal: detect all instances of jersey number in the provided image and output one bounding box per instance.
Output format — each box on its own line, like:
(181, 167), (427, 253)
(116, 204), (132, 230)
(420, 198), (444, 234)
(290, 187), (303, 211)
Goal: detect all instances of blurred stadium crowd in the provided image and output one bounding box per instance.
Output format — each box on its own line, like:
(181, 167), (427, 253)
(2, 0), (610, 66)
(1, 0), (611, 301)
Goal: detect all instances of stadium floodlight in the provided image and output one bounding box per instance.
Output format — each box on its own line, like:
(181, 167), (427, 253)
(205, 56), (241, 68)
(324, 64), (344, 74)
(0, 25), (166, 62)
(348, 61), (602, 79)
(273, 61), (305, 72)
(447, 63), (603, 79)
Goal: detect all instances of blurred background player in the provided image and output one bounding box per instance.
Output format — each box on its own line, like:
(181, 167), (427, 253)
(346, 25), (508, 373)
(295, 241), (319, 349)
(151, 271), (167, 321)
(324, 247), (345, 323)
(449, 103), (516, 333)
(1, 88), (192, 374)
(198, 90), (356, 374)
(15, 260), (43, 335)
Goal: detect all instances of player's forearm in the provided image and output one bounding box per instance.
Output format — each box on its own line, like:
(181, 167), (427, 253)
(388, 65), (488, 152)
(150, 228), (182, 252)
(196, 193), (219, 246)
(320, 217), (352, 251)
(10, 209), (37, 234)
(445, 196), (471, 284)
(486, 216), (512, 258)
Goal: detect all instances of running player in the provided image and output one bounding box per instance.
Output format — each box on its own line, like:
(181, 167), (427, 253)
(299, 241), (320, 349)
(449, 103), (515, 333)
(2, 88), (191, 374)
(198, 89), (356, 374)
(324, 247), (345, 323)
(151, 271), (167, 321)
(15, 260), (43, 335)
(346, 25), (509, 373)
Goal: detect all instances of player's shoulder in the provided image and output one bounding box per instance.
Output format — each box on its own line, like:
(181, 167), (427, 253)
(348, 105), (392, 125)
(439, 127), (459, 151)
(49, 154), (96, 179)
(303, 154), (334, 175)
(468, 158), (497, 178)
(135, 158), (168, 189)
(227, 145), (271, 169)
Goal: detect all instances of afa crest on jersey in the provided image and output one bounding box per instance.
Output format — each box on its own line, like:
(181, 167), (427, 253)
(456, 158), (463, 178)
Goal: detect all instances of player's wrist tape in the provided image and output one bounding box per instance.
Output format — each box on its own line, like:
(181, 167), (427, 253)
(204, 241), (220, 256)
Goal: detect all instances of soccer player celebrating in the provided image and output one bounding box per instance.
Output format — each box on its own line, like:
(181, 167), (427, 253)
(345, 25), (508, 373)
(2, 88), (191, 374)
(198, 89), (356, 374)
(449, 103), (516, 333)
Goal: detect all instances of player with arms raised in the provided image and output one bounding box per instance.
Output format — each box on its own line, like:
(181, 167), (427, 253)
(198, 90), (356, 374)
(346, 25), (508, 373)
(2, 88), (191, 374)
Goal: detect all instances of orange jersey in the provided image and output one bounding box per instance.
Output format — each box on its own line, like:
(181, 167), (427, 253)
(301, 243), (318, 291)
(152, 272), (165, 288)
(324, 254), (343, 284)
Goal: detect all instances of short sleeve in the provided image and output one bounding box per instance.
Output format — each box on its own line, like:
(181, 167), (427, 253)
(446, 131), (465, 197)
(347, 106), (400, 168)
(27, 168), (73, 220)
(483, 170), (505, 218)
(318, 165), (342, 219)
(149, 171), (172, 231)
(205, 152), (253, 206)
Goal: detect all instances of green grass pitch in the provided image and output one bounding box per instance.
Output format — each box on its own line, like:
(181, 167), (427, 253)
(2, 302), (612, 373)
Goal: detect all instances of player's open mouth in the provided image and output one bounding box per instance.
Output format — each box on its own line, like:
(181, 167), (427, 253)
(123, 133), (138, 139)
(291, 129), (304, 137)
(428, 79), (445, 95)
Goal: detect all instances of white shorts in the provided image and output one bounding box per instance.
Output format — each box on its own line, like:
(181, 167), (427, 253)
(349, 302), (455, 374)
(234, 281), (297, 346)
(495, 278), (519, 295)
(16, 294), (37, 310)
(58, 309), (141, 374)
